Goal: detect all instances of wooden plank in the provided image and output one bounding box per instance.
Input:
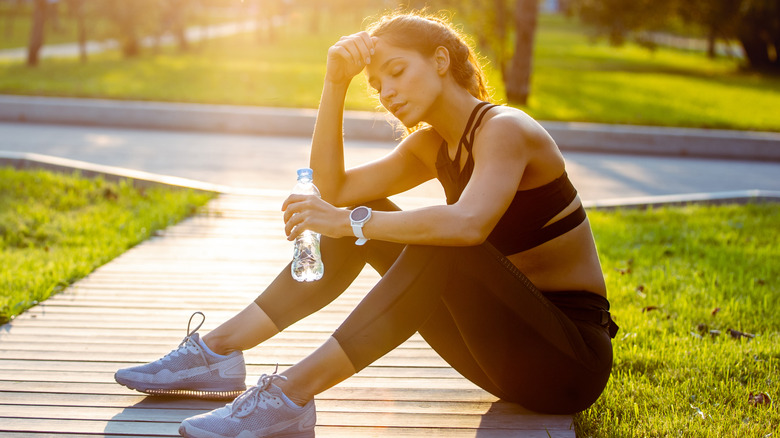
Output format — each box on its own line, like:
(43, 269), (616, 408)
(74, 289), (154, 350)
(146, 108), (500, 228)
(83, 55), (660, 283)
(0, 361), (462, 379)
(0, 393), (533, 416)
(0, 371), (483, 391)
(0, 382), (500, 403)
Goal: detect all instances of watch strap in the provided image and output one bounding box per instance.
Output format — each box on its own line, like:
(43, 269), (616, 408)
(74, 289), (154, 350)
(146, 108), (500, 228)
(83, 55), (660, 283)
(352, 225), (368, 245)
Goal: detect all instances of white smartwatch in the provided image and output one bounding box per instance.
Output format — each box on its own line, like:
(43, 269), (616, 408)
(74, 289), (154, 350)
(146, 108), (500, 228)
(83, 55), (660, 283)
(349, 206), (372, 245)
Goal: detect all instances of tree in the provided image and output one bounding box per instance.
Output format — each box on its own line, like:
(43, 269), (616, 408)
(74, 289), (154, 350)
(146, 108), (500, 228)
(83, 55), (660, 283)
(434, 0), (542, 105)
(570, 0), (677, 46)
(160, 0), (190, 52)
(571, 0), (780, 72)
(504, 0), (539, 105)
(678, 0), (740, 59)
(26, 0), (47, 66)
(736, 0), (780, 71)
(64, 0), (88, 63)
(98, 0), (160, 57)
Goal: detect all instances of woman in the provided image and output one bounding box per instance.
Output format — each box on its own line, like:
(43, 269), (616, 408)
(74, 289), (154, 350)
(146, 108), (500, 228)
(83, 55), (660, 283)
(115, 11), (618, 438)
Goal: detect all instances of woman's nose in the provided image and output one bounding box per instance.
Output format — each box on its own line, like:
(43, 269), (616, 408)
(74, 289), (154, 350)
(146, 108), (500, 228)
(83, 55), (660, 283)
(380, 86), (396, 101)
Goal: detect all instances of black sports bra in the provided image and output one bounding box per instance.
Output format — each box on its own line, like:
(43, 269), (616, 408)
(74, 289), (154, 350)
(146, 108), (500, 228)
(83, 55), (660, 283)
(435, 102), (587, 255)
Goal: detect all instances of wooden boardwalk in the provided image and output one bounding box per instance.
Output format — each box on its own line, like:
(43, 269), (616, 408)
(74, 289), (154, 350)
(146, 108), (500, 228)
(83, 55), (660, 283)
(0, 193), (575, 437)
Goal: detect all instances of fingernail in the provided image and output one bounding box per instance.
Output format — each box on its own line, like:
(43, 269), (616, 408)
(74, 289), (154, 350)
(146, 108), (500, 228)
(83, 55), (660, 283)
(370, 48), (375, 55)
(366, 56), (371, 64)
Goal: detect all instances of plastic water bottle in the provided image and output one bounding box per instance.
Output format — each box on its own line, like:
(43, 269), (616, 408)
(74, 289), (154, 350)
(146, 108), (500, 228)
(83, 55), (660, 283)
(291, 168), (324, 282)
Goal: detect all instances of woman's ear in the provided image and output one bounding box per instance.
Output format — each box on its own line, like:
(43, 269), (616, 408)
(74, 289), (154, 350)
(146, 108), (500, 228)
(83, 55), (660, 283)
(434, 46), (450, 75)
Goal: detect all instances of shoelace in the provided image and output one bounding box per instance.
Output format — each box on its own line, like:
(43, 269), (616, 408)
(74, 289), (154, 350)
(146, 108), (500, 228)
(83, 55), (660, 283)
(230, 372), (289, 419)
(161, 312), (209, 366)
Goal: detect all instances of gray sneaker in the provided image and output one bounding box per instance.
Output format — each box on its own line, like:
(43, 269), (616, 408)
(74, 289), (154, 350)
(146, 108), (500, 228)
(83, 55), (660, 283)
(179, 373), (316, 438)
(115, 312), (246, 399)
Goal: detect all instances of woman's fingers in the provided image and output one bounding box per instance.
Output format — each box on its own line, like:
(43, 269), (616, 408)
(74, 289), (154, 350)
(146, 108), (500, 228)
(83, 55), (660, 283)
(326, 32), (376, 83)
(282, 195), (319, 240)
(285, 213), (303, 240)
(336, 32), (374, 65)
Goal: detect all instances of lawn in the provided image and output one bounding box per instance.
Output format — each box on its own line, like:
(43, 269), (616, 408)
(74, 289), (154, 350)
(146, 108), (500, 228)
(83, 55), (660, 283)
(0, 168), (215, 324)
(1, 12), (779, 131)
(579, 203), (779, 437)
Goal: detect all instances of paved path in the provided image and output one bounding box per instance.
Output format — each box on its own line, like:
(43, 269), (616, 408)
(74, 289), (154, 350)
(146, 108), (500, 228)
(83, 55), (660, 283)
(1, 121), (779, 206)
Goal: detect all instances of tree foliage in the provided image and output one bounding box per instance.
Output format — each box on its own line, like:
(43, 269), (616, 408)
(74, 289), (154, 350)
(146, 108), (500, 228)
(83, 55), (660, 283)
(570, 0), (780, 72)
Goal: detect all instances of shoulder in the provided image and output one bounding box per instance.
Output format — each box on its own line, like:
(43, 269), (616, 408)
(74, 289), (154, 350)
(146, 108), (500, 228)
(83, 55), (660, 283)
(399, 125), (443, 149)
(477, 105), (553, 148)
(469, 106), (554, 165)
(395, 125), (444, 164)
(475, 105), (566, 183)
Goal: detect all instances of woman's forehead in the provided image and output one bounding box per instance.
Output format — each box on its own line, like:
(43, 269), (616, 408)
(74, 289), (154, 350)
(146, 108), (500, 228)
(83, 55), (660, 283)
(366, 40), (418, 76)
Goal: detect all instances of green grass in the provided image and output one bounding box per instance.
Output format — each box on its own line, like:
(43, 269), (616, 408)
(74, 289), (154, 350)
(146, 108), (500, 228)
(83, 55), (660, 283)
(0, 168), (215, 324)
(1, 13), (779, 131)
(523, 15), (780, 131)
(577, 203), (780, 437)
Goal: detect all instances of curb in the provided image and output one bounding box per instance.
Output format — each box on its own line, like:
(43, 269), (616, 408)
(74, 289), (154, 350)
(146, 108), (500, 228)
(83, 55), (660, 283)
(0, 94), (398, 142)
(1, 95), (780, 162)
(0, 151), (280, 196)
(583, 190), (780, 210)
(3, 151), (779, 208)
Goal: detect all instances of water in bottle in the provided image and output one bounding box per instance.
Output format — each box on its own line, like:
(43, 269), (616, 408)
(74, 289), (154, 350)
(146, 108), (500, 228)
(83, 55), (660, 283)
(291, 168), (324, 282)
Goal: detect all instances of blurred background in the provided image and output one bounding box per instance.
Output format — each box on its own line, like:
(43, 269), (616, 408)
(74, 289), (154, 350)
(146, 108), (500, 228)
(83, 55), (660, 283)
(1, 0), (779, 132)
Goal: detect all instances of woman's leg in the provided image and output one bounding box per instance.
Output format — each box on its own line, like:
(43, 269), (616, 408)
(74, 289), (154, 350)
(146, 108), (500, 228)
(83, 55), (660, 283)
(275, 243), (612, 414)
(416, 301), (513, 400)
(204, 199), (405, 355)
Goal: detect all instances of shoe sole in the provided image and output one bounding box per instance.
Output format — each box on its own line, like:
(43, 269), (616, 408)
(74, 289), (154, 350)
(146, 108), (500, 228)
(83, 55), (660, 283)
(115, 374), (245, 400)
(179, 423), (315, 438)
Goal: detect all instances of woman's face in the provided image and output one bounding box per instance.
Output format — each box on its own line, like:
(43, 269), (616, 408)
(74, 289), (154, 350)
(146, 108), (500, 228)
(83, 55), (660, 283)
(365, 39), (443, 127)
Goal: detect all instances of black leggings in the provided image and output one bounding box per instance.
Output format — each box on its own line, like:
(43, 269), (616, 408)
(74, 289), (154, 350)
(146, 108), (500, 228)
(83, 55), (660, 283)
(255, 199), (615, 414)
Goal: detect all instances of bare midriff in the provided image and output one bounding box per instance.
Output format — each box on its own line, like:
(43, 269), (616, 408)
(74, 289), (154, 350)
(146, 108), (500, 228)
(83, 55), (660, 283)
(506, 196), (607, 297)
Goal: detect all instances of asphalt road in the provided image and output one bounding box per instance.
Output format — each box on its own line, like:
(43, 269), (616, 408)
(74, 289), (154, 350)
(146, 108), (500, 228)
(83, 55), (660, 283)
(2, 121), (779, 206)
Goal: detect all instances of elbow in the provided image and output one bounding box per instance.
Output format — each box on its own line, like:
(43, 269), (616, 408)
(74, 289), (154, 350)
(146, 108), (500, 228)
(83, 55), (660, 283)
(316, 185), (344, 206)
(459, 233), (486, 247)
(457, 218), (492, 247)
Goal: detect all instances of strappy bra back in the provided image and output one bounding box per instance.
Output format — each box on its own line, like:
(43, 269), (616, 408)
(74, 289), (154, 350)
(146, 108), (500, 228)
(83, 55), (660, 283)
(435, 101), (587, 255)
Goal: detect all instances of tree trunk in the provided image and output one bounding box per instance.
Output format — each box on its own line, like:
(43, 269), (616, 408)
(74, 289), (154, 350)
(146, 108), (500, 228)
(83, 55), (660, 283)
(739, 33), (775, 71)
(494, 0), (509, 77)
(26, 0), (48, 67)
(170, 0), (189, 52)
(72, 0), (87, 63)
(707, 28), (716, 59)
(504, 0), (539, 105)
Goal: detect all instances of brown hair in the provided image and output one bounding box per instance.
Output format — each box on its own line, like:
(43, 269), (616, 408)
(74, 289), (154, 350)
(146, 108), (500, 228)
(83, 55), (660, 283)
(366, 11), (491, 127)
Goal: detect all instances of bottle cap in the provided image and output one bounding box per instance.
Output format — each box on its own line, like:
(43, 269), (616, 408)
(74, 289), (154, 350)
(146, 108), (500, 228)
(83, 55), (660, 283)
(297, 168), (313, 180)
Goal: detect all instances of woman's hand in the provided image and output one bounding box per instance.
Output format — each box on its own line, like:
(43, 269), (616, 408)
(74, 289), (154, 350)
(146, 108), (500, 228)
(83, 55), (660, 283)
(325, 31), (377, 85)
(282, 194), (351, 241)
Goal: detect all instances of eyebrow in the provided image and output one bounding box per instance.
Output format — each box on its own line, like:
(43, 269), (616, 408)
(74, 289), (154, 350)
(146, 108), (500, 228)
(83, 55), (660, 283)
(367, 57), (404, 84)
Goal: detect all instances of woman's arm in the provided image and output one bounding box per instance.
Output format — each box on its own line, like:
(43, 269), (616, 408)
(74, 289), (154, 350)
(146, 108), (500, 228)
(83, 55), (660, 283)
(356, 114), (529, 245)
(310, 32), (374, 202)
(284, 113), (531, 246)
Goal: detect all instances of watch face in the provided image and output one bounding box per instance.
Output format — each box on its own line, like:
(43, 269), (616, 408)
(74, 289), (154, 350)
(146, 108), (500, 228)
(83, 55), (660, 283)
(351, 207), (370, 222)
